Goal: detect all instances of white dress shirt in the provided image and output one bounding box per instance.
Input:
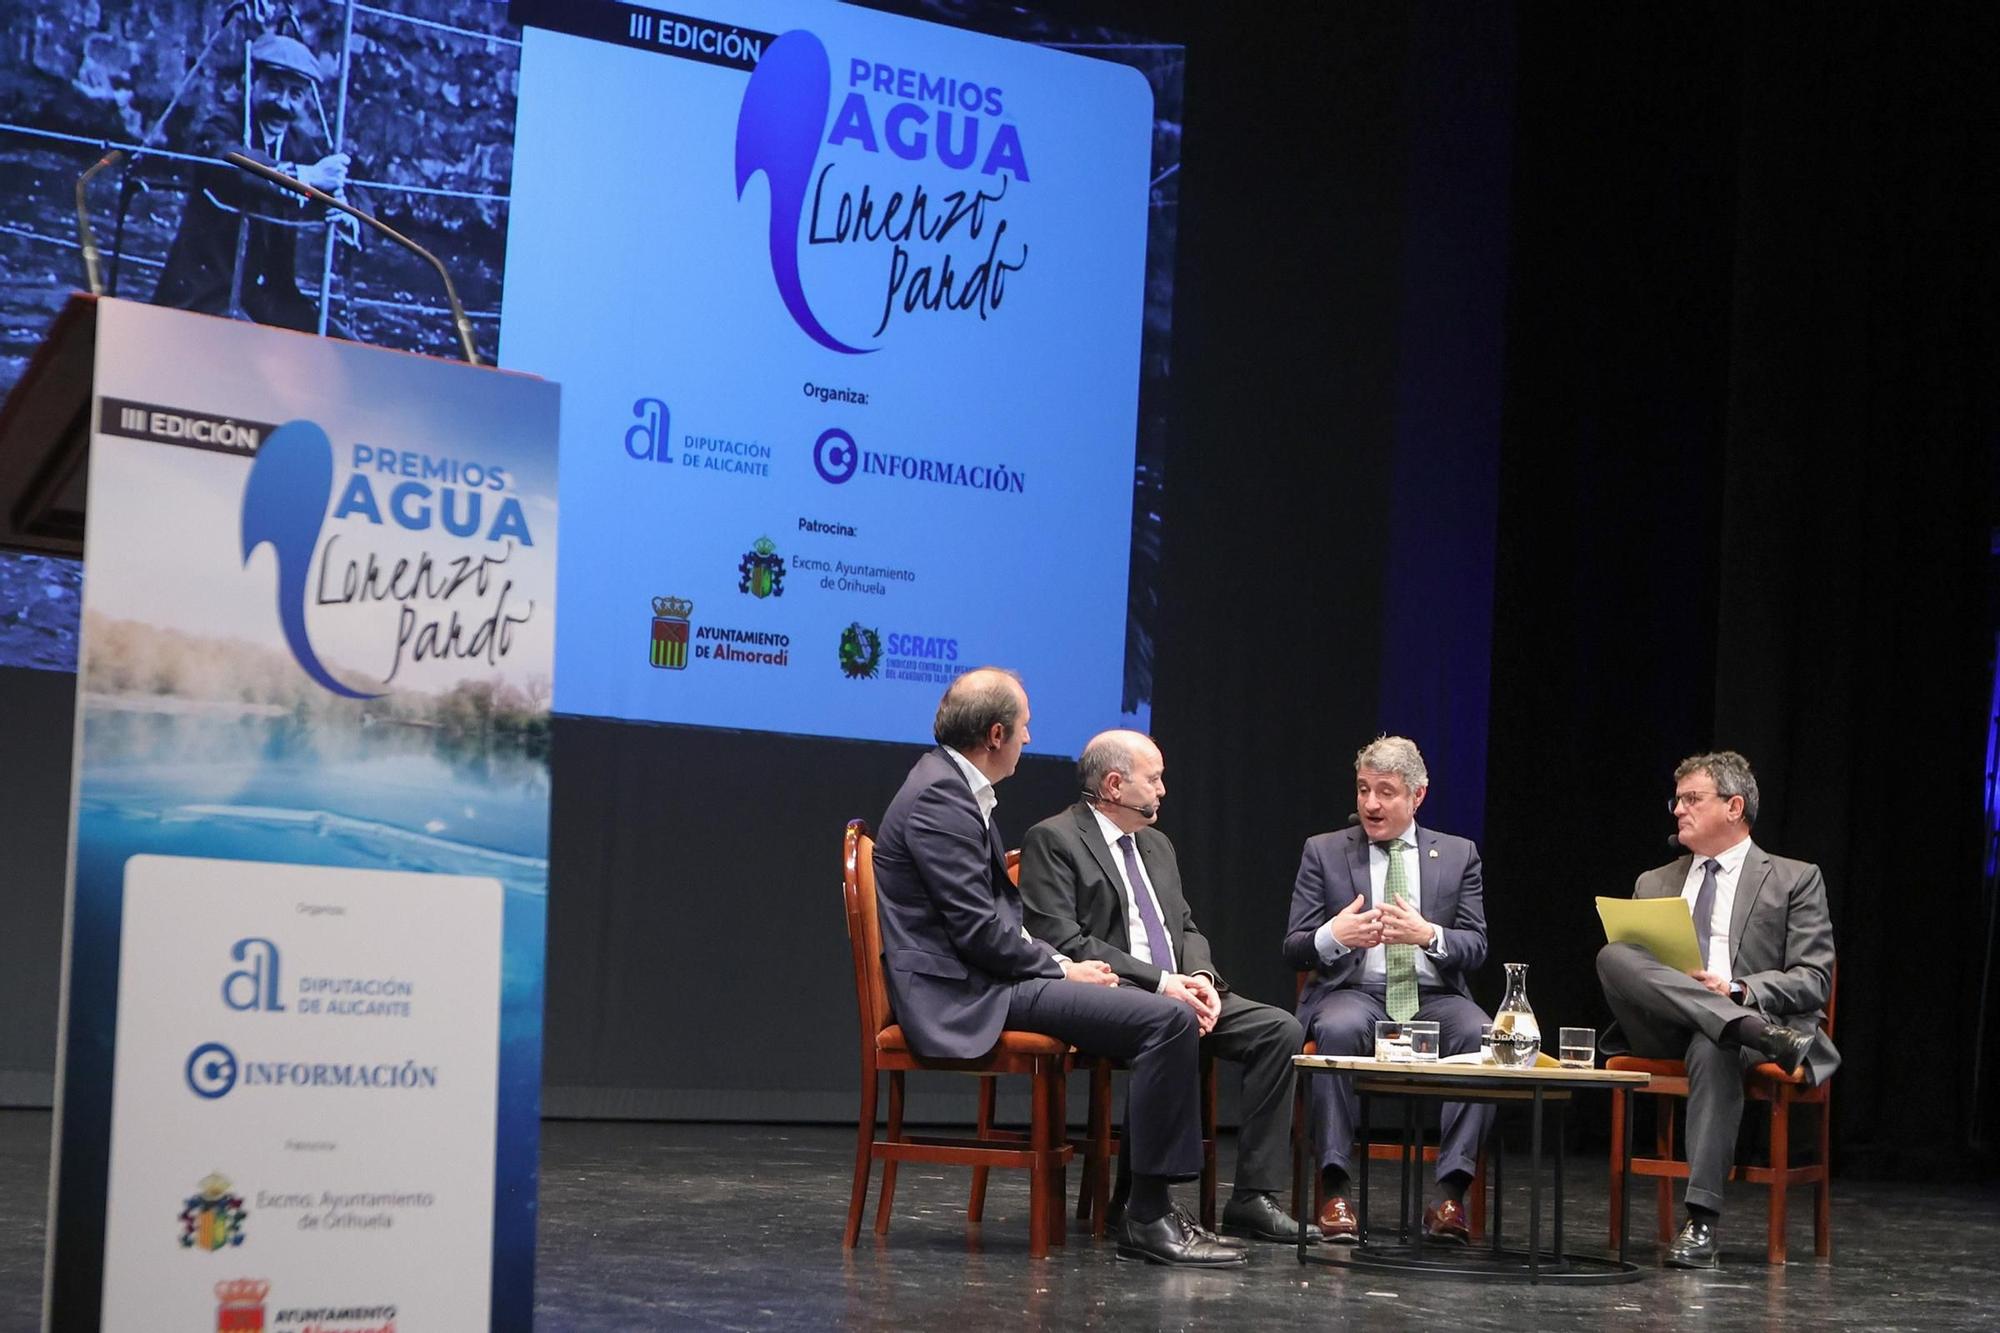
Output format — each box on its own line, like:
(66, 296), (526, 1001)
(1681, 833), (1753, 980)
(943, 746), (997, 827)
(1314, 822), (1449, 983)
(1090, 806), (1176, 988)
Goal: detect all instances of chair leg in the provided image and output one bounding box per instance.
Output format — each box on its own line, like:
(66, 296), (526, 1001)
(1046, 1062), (1069, 1247)
(1814, 1094), (1833, 1258)
(1089, 1062), (1114, 1237)
(1767, 1094), (1790, 1265)
(1077, 1063), (1103, 1222)
(970, 1074), (996, 1222)
(1028, 1059), (1053, 1259)
(874, 1071), (905, 1235)
(1654, 1099), (1676, 1244)
(1607, 1088), (1625, 1250)
(1200, 1055), (1219, 1231)
(845, 1066), (877, 1248)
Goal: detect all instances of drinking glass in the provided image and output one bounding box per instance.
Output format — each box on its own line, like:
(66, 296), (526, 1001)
(1373, 1020), (1412, 1062)
(1558, 1026), (1596, 1069)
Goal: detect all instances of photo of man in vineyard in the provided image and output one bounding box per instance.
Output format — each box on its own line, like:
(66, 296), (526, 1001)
(152, 28), (359, 332)
(0, 0), (517, 378)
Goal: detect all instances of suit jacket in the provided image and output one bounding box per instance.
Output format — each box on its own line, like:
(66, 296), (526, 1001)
(1282, 823), (1487, 1013)
(1632, 843), (1840, 1081)
(872, 746), (1062, 1060)
(1018, 801), (1221, 993)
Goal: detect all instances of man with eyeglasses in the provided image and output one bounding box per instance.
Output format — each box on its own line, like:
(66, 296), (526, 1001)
(1596, 750), (1838, 1269)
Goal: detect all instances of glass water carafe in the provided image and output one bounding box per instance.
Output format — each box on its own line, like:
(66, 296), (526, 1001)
(1491, 962), (1541, 1066)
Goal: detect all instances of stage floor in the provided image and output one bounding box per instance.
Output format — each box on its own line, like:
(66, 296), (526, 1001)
(3, 1110), (1996, 1329)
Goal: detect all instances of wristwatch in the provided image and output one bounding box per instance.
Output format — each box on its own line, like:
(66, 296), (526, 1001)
(1727, 980), (1747, 1005)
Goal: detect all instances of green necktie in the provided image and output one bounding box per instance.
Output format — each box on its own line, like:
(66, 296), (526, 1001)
(1382, 838), (1418, 1021)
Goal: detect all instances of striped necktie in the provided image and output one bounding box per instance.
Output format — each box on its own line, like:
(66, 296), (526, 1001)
(1382, 838), (1418, 1020)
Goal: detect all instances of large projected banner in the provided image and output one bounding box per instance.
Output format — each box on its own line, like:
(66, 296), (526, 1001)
(504, 0), (1154, 754)
(47, 300), (556, 1331)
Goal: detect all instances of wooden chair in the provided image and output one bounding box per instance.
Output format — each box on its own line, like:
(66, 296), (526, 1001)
(992, 849), (1219, 1237)
(842, 820), (1072, 1256)
(1288, 973), (1488, 1237)
(1606, 965), (1837, 1264)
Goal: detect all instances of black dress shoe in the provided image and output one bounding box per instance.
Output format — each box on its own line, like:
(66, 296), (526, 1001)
(1115, 1208), (1249, 1267)
(1753, 1024), (1814, 1077)
(1175, 1203), (1247, 1249)
(1221, 1192), (1322, 1244)
(1665, 1216), (1719, 1269)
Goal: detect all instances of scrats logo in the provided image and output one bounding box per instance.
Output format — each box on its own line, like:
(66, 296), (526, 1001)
(736, 30), (1031, 353)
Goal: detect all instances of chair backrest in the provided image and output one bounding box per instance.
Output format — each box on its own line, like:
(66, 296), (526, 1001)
(843, 820), (893, 1040)
(1821, 961), (1838, 1039)
(1005, 848), (1021, 886)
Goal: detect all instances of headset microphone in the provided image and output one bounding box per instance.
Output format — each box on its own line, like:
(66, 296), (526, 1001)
(1082, 788), (1159, 820)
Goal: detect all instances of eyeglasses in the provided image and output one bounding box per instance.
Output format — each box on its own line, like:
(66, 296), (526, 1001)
(1667, 790), (1719, 814)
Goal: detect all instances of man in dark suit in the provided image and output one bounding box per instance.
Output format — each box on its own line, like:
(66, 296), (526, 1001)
(872, 669), (1243, 1266)
(1596, 750), (1835, 1269)
(1019, 730), (1315, 1245)
(1282, 735), (1493, 1244)
(155, 32), (354, 332)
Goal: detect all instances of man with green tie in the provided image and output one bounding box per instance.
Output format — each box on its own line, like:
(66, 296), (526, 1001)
(1282, 735), (1494, 1244)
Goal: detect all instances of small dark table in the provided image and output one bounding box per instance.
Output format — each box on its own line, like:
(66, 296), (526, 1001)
(1291, 1055), (1651, 1284)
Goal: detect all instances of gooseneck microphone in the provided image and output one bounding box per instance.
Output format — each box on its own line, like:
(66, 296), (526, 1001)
(1082, 788), (1158, 820)
(74, 149), (125, 296)
(223, 151), (481, 367)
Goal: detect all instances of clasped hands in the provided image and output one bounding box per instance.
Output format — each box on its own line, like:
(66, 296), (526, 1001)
(1057, 959), (1221, 1034)
(1329, 894), (1437, 951)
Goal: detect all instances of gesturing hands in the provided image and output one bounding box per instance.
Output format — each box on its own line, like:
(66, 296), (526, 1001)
(1330, 894), (1383, 949)
(1161, 972), (1221, 1035)
(1379, 898), (1437, 948)
(1060, 958), (1119, 987)
(1331, 895), (1438, 950)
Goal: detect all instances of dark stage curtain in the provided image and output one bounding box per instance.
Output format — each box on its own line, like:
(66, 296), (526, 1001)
(1483, 3), (1998, 1177)
(1147, 1), (1516, 1042)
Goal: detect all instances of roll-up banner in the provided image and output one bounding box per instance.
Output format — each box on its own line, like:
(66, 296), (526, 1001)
(44, 299), (558, 1332)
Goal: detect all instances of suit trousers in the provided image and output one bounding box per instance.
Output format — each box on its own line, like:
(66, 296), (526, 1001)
(1101, 991), (1307, 1198)
(1006, 978), (1204, 1181)
(1204, 993), (1306, 1194)
(1596, 942), (1762, 1214)
(1301, 984), (1493, 1183)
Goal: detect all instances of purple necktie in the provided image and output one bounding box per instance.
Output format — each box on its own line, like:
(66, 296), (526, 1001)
(1691, 858), (1721, 967)
(1117, 834), (1175, 971)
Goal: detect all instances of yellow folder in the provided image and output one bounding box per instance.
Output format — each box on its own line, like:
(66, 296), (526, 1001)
(1595, 896), (1704, 973)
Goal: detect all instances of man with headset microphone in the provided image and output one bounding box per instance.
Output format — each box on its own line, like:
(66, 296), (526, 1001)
(1019, 729), (1317, 1246)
